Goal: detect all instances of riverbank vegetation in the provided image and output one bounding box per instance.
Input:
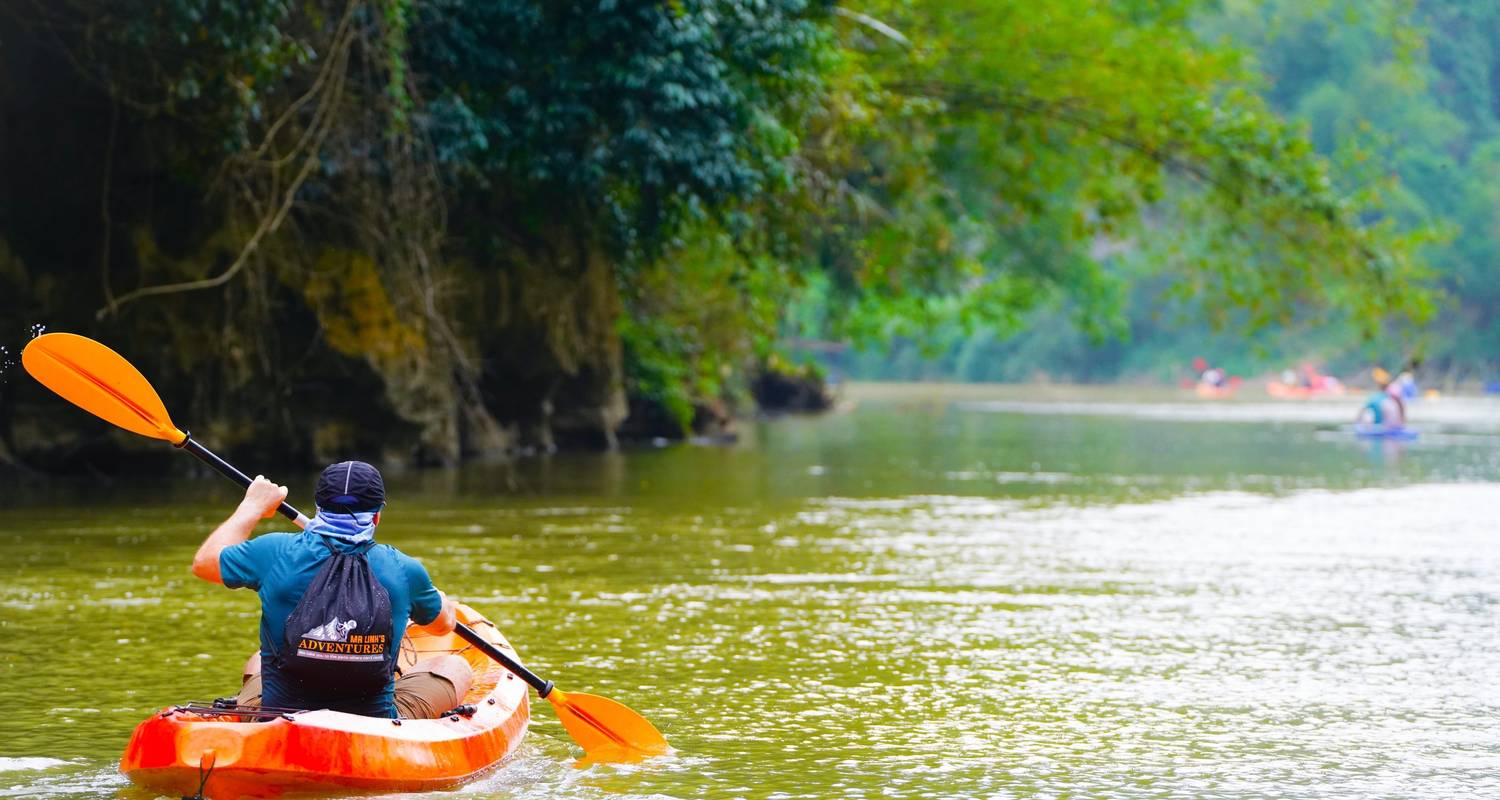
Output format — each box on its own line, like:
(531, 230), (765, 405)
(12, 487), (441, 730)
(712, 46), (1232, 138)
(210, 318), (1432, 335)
(0, 0), (1432, 469)
(827, 0), (1497, 386)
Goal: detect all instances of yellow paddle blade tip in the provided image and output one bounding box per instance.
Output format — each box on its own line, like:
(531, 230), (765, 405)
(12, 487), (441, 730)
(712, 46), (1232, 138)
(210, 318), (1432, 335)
(21, 333), (183, 442)
(547, 690), (670, 765)
(572, 742), (672, 769)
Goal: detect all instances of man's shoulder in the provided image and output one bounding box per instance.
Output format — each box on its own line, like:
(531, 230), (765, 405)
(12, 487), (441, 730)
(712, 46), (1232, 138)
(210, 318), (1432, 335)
(219, 532), (302, 587)
(225, 531), (298, 554)
(371, 544), (433, 583)
(372, 541), (410, 558)
(371, 543), (424, 569)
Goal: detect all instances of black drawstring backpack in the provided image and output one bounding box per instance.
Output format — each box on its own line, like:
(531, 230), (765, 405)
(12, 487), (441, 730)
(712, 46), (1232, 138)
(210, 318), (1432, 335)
(280, 538), (394, 694)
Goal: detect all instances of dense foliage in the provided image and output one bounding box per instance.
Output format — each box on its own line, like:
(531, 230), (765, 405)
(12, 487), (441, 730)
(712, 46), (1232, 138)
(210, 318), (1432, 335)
(1224, 0), (1500, 382)
(838, 0), (1500, 385)
(0, 0), (1435, 468)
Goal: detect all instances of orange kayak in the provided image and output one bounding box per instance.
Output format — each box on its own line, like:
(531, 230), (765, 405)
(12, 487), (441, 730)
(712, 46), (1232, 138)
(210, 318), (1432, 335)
(1267, 380), (1345, 398)
(120, 604), (529, 799)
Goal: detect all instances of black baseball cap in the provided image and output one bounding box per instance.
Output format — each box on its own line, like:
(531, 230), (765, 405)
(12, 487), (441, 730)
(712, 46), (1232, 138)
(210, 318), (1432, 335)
(315, 460), (386, 513)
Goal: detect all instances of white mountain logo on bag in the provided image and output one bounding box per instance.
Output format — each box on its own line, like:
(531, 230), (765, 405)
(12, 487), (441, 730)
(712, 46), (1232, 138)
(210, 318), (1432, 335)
(301, 617), (358, 642)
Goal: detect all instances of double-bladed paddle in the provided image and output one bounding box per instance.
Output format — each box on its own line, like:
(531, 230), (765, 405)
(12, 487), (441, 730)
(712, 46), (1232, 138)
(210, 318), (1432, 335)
(21, 332), (669, 764)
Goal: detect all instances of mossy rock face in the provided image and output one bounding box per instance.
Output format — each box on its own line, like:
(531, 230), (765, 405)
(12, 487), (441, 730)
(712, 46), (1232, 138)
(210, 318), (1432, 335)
(6, 406), (179, 475)
(751, 363), (834, 413)
(311, 421), (360, 465)
(303, 251), (424, 366)
(302, 248), (458, 461)
(618, 394), (737, 444)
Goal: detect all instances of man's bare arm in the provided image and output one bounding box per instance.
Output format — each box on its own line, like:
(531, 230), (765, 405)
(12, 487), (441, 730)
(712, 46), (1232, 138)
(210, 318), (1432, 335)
(191, 476), (289, 584)
(416, 591), (459, 635)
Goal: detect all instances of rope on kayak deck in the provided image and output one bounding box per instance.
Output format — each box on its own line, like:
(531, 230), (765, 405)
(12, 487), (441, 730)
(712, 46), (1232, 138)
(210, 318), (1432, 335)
(183, 749), (216, 800)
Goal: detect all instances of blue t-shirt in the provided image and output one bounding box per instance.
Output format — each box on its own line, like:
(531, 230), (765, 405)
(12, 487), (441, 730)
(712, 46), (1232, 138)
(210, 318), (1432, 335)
(220, 532), (443, 717)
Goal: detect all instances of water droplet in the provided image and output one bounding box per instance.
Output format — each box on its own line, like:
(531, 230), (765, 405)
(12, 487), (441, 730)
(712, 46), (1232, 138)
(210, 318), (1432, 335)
(0, 323), (47, 383)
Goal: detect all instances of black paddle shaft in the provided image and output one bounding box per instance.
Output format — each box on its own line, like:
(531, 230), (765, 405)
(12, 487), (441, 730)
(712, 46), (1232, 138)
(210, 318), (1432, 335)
(452, 624), (556, 697)
(177, 434), (557, 698)
(177, 436), (306, 525)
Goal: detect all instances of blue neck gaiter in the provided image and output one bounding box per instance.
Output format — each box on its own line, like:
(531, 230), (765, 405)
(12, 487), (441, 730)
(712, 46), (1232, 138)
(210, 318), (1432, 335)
(303, 508), (378, 545)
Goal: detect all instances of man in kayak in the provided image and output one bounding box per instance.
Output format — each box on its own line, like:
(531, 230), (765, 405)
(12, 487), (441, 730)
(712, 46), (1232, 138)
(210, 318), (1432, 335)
(191, 461), (473, 718)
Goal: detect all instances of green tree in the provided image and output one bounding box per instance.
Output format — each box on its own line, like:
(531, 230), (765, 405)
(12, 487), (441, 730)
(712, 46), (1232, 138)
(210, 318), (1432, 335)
(0, 0), (1441, 469)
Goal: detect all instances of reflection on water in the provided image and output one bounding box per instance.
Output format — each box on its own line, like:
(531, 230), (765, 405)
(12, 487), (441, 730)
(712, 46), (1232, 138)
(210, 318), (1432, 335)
(3, 385), (1500, 798)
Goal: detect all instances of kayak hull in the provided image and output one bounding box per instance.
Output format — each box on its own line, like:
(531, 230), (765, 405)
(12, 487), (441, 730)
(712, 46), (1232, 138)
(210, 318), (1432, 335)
(120, 605), (529, 799)
(1353, 424), (1418, 440)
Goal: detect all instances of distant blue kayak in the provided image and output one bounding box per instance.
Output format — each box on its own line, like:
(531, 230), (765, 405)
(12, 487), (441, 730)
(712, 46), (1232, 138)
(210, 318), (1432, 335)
(1352, 424), (1418, 440)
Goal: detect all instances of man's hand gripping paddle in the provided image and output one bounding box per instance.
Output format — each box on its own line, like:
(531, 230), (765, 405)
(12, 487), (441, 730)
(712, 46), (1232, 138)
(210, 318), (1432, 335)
(22, 332), (670, 764)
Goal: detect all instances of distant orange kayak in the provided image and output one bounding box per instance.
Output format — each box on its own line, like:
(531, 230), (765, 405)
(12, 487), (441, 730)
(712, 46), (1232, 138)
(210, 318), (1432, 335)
(120, 604), (529, 799)
(1267, 381), (1345, 398)
(1194, 374), (1243, 398)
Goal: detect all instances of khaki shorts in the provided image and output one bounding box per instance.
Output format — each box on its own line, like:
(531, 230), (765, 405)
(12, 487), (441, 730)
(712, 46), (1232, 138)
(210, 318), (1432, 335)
(237, 665), (462, 720)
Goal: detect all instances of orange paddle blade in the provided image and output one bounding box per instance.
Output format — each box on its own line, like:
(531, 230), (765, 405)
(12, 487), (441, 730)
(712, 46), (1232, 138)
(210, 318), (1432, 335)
(547, 688), (670, 764)
(21, 333), (187, 444)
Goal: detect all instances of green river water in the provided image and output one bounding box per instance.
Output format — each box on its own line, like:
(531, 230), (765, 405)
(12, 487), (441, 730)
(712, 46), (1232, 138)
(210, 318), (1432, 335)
(4, 384), (1500, 799)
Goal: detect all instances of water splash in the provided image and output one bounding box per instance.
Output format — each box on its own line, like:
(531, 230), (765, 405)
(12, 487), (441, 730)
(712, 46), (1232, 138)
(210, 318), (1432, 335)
(0, 323), (46, 384)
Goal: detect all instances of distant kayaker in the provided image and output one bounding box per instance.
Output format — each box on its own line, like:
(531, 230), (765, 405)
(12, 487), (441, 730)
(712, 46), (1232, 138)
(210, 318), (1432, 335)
(1357, 368), (1406, 427)
(191, 461), (473, 718)
(1396, 370), (1419, 400)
